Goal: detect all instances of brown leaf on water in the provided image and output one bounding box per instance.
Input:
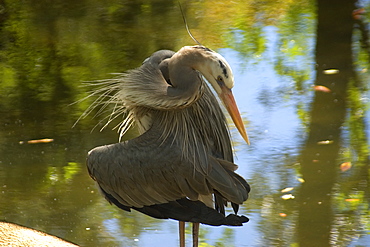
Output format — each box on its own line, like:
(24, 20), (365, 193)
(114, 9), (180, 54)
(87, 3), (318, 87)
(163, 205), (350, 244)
(26, 138), (54, 144)
(340, 162), (352, 172)
(279, 213), (287, 217)
(313, 85), (331, 93)
(345, 198), (360, 202)
(281, 187), (294, 193)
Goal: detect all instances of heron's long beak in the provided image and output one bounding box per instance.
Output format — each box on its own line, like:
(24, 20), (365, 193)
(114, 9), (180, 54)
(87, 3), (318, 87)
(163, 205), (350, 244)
(220, 87), (250, 145)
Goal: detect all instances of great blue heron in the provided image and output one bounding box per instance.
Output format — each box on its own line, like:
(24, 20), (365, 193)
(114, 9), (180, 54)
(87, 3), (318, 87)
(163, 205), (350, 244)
(86, 45), (250, 247)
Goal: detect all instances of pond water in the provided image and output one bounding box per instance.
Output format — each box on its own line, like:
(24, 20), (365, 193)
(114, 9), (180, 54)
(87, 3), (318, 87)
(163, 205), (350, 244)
(1, 1), (369, 247)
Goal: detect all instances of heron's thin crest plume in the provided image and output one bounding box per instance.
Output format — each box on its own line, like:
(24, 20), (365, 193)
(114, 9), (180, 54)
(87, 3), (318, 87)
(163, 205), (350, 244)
(178, 1), (202, 46)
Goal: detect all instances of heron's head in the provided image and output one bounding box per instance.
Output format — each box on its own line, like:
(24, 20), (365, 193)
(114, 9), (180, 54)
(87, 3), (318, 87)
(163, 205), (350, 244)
(189, 46), (250, 145)
(186, 46), (234, 94)
(200, 50), (234, 95)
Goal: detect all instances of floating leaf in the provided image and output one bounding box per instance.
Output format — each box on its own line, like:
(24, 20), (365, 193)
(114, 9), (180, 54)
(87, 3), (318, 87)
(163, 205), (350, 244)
(23, 138), (54, 144)
(323, 69), (339, 75)
(345, 198), (360, 202)
(281, 187), (294, 193)
(297, 177), (305, 183)
(281, 194), (295, 200)
(279, 213), (287, 217)
(317, 140), (334, 145)
(313, 85), (331, 93)
(340, 162), (352, 172)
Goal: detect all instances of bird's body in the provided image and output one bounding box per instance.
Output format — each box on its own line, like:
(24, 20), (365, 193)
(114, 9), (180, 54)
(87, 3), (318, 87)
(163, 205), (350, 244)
(86, 46), (250, 245)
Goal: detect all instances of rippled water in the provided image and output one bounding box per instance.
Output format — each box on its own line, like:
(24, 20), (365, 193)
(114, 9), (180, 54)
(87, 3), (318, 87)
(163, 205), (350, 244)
(1, 1), (369, 246)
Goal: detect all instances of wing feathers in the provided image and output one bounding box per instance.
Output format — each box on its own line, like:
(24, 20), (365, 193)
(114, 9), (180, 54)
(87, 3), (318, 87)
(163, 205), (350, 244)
(87, 131), (249, 211)
(176, 177), (199, 200)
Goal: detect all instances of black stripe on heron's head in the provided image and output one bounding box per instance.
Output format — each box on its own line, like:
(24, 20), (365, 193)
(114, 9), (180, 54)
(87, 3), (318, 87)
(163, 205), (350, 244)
(218, 60), (228, 79)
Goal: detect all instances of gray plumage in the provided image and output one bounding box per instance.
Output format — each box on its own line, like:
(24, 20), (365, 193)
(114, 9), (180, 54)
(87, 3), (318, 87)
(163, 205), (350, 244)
(86, 46), (250, 227)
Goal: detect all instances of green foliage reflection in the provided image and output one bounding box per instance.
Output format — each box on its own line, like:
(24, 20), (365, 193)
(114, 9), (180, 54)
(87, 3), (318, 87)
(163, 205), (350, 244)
(0, 0), (369, 246)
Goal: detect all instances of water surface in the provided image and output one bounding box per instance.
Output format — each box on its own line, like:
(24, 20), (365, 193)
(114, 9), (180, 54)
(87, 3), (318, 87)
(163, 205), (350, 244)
(0, 0), (369, 246)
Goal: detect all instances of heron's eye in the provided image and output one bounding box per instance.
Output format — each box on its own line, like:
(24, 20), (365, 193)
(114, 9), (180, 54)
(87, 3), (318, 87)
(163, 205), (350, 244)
(216, 76), (224, 87)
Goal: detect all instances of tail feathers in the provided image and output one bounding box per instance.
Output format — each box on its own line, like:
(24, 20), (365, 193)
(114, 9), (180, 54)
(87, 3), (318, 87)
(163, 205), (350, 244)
(133, 198), (249, 226)
(214, 191), (226, 215)
(102, 188), (248, 226)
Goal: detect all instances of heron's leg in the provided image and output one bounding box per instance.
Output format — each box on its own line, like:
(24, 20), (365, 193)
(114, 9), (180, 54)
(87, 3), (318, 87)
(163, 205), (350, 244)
(179, 221), (185, 247)
(192, 222), (199, 247)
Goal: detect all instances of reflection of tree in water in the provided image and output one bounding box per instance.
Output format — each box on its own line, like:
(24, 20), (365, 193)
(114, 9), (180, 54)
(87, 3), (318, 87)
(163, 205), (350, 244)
(239, 0), (370, 246)
(298, 0), (369, 246)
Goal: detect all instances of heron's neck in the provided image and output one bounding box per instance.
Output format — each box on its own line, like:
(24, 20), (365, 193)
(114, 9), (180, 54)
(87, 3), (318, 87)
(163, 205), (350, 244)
(170, 46), (208, 74)
(133, 84), (233, 164)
